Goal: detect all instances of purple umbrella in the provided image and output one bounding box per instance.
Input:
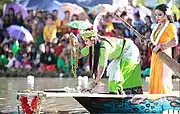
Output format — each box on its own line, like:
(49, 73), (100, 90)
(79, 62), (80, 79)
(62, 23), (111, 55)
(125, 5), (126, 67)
(5, 2), (28, 19)
(7, 25), (34, 43)
(45, 1), (65, 19)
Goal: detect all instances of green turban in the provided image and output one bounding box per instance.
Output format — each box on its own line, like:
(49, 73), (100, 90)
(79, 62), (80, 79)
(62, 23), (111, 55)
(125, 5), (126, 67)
(80, 30), (97, 39)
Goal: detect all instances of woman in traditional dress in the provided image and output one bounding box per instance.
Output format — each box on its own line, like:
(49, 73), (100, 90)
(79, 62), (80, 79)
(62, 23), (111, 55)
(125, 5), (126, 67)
(71, 30), (143, 94)
(149, 4), (178, 94)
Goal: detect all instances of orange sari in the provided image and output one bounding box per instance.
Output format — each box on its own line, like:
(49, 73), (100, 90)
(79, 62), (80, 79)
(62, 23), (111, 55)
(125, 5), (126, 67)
(149, 21), (177, 94)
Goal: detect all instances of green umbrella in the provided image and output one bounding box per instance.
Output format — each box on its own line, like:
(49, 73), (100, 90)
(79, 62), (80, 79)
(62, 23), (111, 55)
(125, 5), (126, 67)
(67, 20), (92, 30)
(12, 40), (20, 55)
(0, 54), (8, 65)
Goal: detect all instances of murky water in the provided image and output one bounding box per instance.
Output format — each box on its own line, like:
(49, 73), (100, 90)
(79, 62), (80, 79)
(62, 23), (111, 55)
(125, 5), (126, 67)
(0, 77), (90, 113)
(0, 77), (179, 113)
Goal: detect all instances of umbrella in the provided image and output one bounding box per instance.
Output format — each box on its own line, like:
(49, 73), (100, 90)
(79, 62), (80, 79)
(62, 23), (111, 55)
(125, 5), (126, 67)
(61, 3), (89, 20)
(4, 2), (28, 19)
(7, 25), (34, 43)
(0, 55), (8, 65)
(88, 4), (115, 15)
(133, 6), (152, 21)
(67, 20), (92, 30)
(44, 0), (65, 19)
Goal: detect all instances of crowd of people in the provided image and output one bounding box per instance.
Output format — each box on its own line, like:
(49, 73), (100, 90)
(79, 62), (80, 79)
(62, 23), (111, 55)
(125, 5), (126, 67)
(0, 3), (179, 78)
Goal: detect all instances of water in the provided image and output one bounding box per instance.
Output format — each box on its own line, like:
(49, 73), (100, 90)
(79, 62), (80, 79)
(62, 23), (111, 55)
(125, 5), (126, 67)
(0, 77), (179, 113)
(0, 77), (89, 113)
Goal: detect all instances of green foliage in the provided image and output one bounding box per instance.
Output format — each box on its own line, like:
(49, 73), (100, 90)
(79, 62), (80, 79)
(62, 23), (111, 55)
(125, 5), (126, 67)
(0, 0), (13, 10)
(136, 0), (145, 6)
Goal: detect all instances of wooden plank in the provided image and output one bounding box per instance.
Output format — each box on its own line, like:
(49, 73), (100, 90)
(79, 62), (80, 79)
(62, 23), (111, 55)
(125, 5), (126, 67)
(158, 52), (180, 77)
(16, 91), (180, 98)
(44, 92), (180, 98)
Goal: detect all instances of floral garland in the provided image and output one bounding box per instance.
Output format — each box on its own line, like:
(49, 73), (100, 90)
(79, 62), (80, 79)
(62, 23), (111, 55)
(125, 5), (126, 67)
(19, 96), (40, 114)
(70, 33), (78, 78)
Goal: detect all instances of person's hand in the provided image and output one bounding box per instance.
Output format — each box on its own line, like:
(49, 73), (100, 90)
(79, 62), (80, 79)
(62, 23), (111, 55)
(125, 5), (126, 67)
(81, 81), (98, 93)
(159, 43), (167, 50)
(153, 43), (167, 53)
(153, 45), (162, 53)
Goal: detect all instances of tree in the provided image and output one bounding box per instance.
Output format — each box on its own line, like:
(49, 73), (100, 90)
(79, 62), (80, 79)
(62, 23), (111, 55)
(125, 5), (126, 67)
(0, 0), (13, 10)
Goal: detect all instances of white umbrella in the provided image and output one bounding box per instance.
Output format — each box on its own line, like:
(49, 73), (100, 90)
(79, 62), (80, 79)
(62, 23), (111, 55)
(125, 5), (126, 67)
(7, 25), (34, 43)
(133, 6), (152, 21)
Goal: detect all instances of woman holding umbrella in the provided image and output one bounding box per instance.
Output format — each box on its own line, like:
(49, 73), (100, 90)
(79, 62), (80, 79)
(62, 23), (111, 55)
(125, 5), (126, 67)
(71, 30), (143, 94)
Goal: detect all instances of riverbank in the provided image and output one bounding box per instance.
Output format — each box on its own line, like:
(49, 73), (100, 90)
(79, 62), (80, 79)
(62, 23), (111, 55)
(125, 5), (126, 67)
(0, 65), (179, 79)
(0, 66), (91, 77)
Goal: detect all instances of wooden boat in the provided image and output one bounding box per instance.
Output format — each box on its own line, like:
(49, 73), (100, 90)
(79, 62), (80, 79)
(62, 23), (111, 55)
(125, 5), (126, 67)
(74, 94), (180, 113)
(17, 90), (180, 114)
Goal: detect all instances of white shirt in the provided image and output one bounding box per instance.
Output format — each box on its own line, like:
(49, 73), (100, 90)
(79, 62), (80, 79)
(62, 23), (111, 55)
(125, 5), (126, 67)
(5, 57), (16, 68)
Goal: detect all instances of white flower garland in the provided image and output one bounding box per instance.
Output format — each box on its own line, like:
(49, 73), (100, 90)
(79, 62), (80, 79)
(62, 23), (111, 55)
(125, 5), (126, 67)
(165, 8), (172, 15)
